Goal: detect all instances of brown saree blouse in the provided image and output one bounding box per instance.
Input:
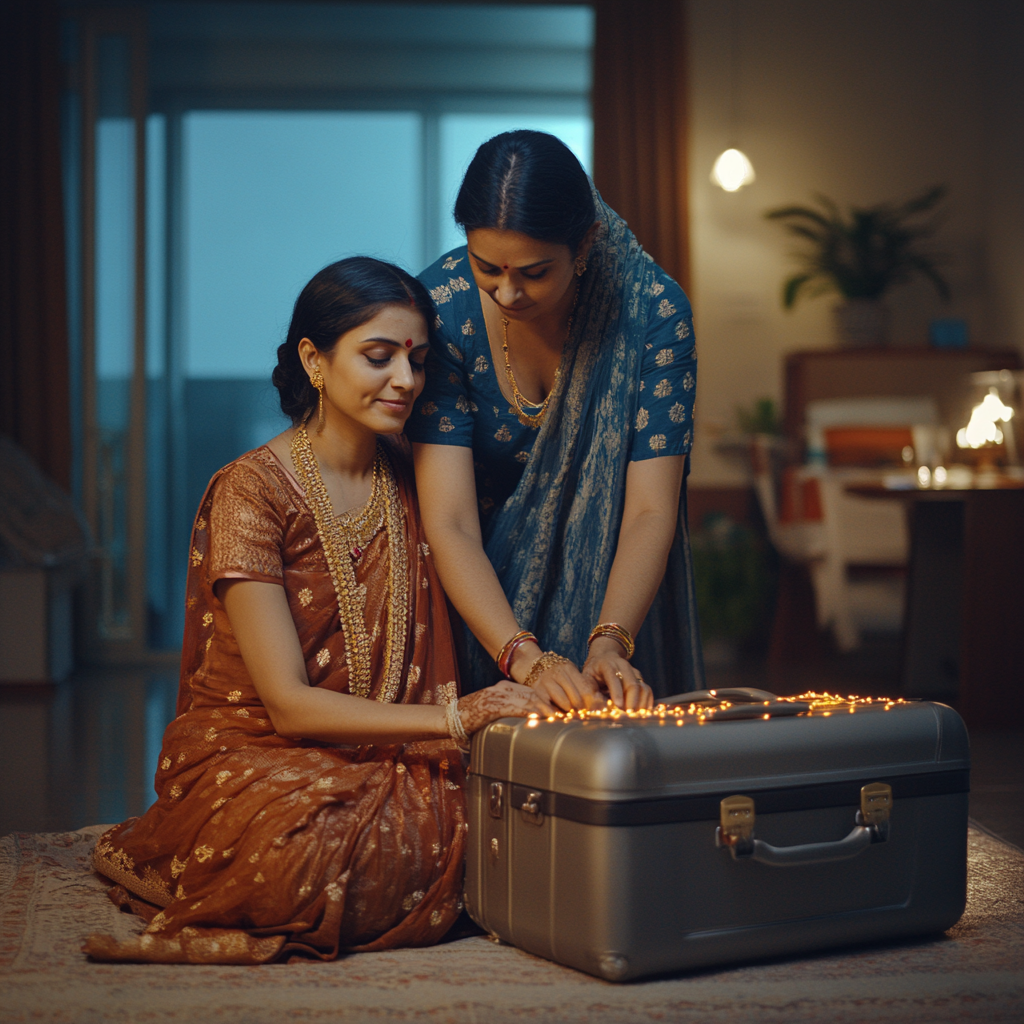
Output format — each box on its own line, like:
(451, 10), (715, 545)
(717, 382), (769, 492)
(84, 439), (467, 964)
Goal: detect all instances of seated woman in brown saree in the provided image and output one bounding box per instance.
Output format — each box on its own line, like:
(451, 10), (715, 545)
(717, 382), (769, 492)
(85, 257), (552, 965)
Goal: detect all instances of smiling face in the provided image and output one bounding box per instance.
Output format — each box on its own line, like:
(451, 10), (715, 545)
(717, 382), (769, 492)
(298, 304), (429, 440)
(466, 227), (583, 325)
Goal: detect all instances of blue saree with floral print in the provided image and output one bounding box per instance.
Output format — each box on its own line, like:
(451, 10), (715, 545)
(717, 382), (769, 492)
(407, 192), (704, 699)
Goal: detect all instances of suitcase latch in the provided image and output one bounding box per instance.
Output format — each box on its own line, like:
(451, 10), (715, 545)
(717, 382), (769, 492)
(489, 781), (504, 819)
(716, 795), (755, 856)
(520, 790), (544, 826)
(857, 782), (892, 841)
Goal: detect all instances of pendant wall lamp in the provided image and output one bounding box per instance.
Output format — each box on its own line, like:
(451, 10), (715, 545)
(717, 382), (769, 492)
(711, 0), (755, 192)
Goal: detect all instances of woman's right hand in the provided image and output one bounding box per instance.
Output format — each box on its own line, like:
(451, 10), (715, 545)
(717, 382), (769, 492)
(524, 659), (604, 713)
(457, 681), (556, 735)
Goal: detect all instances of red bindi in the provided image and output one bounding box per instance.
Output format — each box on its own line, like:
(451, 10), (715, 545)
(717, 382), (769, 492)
(405, 338), (413, 348)
(503, 264), (509, 270)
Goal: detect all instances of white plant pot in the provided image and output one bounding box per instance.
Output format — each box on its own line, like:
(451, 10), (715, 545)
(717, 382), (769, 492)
(833, 299), (890, 348)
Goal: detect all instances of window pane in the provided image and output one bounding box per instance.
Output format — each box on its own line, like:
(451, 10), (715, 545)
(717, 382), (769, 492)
(437, 114), (592, 257)
(184, 111), (423, 380)
(94, 32), (136, 640)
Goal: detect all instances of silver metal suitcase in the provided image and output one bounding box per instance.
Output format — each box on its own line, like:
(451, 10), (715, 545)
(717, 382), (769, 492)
(464, 690), (969, 981)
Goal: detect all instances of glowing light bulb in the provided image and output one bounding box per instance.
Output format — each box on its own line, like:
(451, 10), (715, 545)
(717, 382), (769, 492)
(958, 387), (1015, 449)
(710, 148), (756, 192)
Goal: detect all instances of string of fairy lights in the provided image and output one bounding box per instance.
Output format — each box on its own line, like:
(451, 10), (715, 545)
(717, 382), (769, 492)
(523, 692), (912, 728)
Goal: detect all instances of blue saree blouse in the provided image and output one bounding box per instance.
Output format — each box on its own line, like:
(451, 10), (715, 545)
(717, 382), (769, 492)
(407, 252), (696, 530)
(407, 190), (704, 698)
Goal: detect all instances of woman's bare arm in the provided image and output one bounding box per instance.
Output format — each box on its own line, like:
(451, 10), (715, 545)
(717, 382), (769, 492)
(582, 455), (685, 709)
(412, 442), (598, 710)
(219, 579), (551, 744)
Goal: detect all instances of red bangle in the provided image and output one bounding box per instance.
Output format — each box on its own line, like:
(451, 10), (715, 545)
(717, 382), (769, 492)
(497, 630), (537, 677)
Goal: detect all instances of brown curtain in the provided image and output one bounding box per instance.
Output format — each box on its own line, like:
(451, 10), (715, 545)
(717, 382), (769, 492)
(0, 0), (72, 490)
(592, 0), (691, 293)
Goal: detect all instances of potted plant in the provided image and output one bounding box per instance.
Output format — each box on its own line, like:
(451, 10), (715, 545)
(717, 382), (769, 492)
(765, 186), (951, 346)
(692, 513), (772, 666)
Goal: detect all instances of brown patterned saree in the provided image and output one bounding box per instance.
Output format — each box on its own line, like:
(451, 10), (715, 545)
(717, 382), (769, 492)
(85, 440), (467, 964)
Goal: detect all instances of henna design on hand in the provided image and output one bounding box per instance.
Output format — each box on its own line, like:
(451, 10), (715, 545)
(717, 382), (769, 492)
(457, 681), (555, 734)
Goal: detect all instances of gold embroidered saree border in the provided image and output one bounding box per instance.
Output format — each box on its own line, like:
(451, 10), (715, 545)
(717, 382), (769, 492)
(92, 836), (174, 908)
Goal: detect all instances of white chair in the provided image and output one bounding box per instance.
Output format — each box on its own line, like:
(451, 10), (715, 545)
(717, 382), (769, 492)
(752, 395), (939, 652)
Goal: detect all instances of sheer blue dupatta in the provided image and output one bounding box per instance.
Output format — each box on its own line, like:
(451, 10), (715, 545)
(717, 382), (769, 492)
(470, 192), (705, 699)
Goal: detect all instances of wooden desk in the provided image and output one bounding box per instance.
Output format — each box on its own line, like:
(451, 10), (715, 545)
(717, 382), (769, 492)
(847, 482), (1024, 728)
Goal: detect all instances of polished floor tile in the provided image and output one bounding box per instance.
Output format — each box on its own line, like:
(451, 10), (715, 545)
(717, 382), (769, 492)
(0, 668), (177, 836)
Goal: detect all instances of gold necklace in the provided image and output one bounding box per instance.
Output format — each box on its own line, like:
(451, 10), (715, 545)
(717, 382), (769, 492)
(500, 284), (580, 429)
(289, 427), (409, 702)
(334, 456), (384, 560)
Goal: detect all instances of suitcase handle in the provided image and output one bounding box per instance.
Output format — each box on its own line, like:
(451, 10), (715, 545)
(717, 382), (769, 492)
(662, 689), (810, 719)
(663, 687), (779, 705)
(741, 824), (877, 866)
(717, 784), (891, 866)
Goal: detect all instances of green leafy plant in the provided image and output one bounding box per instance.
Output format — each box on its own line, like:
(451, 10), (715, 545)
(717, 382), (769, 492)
(765, 186), (951, 309)
(692, 514), (770, 644)
(735, 397), (781, 436)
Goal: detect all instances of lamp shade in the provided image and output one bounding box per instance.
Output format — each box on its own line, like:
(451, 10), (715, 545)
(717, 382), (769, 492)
(711, 148), (756, 192)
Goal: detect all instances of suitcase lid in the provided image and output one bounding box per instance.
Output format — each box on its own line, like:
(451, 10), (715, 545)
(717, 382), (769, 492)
(470, 700), (968, 803)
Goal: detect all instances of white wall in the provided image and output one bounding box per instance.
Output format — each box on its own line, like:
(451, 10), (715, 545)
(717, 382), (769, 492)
(686, 0), (1023, 486)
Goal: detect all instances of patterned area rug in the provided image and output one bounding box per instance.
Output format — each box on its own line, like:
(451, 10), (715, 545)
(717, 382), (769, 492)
(1, 825), (1022, 1023)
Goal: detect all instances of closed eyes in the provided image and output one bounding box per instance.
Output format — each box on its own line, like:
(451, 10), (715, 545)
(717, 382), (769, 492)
(366, 354), (426, 370)
(477, 264), (547, 281)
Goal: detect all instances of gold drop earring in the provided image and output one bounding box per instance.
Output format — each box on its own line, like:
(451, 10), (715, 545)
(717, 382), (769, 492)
(574, 254), (588, 277)
(310, 366), (326, 434)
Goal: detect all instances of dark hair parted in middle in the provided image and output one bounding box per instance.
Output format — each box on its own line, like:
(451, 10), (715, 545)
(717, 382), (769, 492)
(272, 256), (435, 424)
(454, 130), (596, 254)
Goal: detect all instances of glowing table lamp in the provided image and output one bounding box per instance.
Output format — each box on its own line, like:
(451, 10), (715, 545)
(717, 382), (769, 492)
(957, 370), (1019, 466)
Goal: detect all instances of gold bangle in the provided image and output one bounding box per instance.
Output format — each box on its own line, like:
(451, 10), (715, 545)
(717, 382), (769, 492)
(587, 622), (635, 660)
(524, 651), (571, 689)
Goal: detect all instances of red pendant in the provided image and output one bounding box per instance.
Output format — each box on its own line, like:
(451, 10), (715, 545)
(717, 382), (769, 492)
(351, 545), (362, 559)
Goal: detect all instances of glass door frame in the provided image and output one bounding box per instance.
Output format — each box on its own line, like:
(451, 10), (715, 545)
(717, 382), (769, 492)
(78, 6), (151, 661)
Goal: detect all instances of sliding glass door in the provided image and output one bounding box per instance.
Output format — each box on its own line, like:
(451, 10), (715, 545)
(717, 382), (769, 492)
(64, 2), (593, 656)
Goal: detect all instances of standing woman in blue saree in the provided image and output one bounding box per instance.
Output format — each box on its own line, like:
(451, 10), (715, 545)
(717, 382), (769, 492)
(407, 130), (702, 707)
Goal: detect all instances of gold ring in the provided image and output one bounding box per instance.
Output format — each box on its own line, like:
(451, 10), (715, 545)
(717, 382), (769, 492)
(615, 671), (624, 682)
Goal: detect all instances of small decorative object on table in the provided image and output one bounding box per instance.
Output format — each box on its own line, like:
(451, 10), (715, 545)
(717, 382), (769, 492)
(957, 369), (1020, 468)
(930, 317), (969, 349)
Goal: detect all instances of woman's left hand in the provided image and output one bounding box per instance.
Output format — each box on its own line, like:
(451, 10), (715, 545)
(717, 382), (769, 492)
(581, 637), (654, 710)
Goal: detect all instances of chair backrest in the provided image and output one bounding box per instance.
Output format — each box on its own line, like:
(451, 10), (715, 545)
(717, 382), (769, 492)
(806, 395), (939, 466)
(784, 349), (1022, 460)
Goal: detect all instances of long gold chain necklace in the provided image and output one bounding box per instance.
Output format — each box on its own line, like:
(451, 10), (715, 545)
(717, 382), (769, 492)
(289, 427), (409, 702)
(500, 284), (581, 428)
